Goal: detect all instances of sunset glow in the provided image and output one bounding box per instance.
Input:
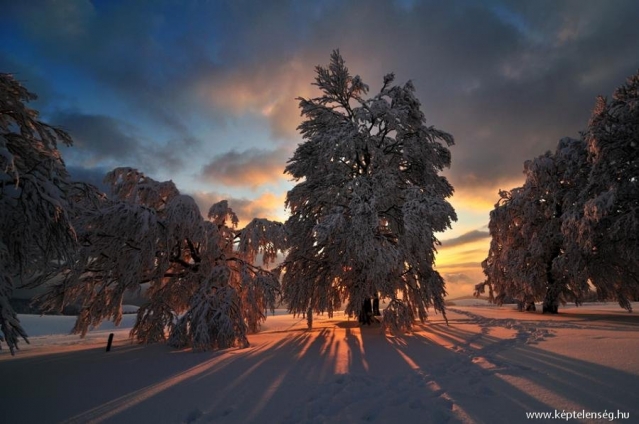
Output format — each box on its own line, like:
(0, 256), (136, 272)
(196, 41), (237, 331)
(3, 1), (637, 298)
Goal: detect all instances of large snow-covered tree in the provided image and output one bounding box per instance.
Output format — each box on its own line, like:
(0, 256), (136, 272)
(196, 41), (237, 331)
(561, 71), (639, 310)
(477, 138), (590, 312)
(39, 168), (288, 350)
(479, 70), (639, 312)
(0, 73), (78, 354)
(282, 51), (457, 332)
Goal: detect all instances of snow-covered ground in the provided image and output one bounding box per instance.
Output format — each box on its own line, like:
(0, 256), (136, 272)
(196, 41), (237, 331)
(1, 303), (638, 423)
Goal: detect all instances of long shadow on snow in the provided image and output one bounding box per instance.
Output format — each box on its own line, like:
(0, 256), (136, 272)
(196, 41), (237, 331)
(2, 314), (637, 424)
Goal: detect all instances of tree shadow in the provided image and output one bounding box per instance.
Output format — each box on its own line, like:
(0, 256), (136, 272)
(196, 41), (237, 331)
(1, 313), (637, 424)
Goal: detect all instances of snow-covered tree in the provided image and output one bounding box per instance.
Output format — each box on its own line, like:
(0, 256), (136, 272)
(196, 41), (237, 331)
(561, 71), (639, 310)
(477, 186), (531, 310)
(39, 168), (288, 351)
(479, 71), (639, 313)
(0, 73), (78, 354)
(282, 51), (456, 330)
(477, 138), (590, 312)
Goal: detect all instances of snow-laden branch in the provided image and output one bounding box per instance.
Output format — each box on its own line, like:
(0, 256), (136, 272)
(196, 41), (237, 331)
(1, 74), (77, 354)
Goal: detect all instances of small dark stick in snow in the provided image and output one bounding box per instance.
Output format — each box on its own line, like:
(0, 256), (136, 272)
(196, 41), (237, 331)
(106, 333), (114, 352)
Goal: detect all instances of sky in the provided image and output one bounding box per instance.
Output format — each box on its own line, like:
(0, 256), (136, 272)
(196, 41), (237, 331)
(2, 0), (638, 298)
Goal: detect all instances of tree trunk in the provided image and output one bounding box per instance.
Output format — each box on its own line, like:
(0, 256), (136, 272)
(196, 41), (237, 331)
(543, 246), (562, 314)
(306, 306), (313, 329)
(543, 209), (564, 314)
(359, 298), (373, 325)
(543, 285), (560, 313)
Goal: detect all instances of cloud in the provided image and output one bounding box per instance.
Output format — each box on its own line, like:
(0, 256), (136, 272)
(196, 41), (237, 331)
(441, 269), (486, 299)
(190, 190), (287, 228)
(435, 262), (484, 271)
(200, 148), (290, 189)
(440, 230), (490, 248)
(53, 111), (195, 177)
(443, 273), (474, 284)
(66, 165), (109, 192)
(446, 175), (526, 216)
(54, 112), (141, 166)
(4, 0), (639, 236)
(5, 1), (215, 138)
(193, 0), (639, 191)
(196, 55), (320, 140)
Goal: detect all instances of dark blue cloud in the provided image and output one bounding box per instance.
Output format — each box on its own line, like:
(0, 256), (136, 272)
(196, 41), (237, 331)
(2, 0), (639, 198)
(441, 230), (491, 248)
(66, 165), (109, 192)
(54, 112), (141, 163)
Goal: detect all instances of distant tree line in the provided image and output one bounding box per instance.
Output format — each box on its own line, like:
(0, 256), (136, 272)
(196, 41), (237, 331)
(476, 71), (639, 313)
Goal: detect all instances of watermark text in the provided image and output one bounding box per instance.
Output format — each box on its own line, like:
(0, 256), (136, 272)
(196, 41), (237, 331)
(526, 409), (630, 421)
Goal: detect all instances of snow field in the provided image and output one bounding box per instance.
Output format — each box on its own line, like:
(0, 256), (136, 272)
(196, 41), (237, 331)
(1, 303), (638, 423)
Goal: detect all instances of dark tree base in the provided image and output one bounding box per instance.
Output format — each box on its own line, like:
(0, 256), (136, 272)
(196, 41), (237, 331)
(542, 303), (559, 314)
(518, 301), (537, 312)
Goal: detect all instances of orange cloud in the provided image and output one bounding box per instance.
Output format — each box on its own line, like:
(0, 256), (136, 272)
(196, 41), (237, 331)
(444, 278), (485, 300)
(436, 248), (486, 270)
(200, 148), (291, 189)
(198, 56), (318, 139)
(438, 263), (486, 299)
(450, 174), (525, 213)
(435, 227), (492, 298)
(191, 190), (288, 229)
(231, 191), (288, 226)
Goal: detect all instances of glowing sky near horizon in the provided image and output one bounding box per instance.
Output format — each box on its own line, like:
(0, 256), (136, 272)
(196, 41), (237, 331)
(2, 0), (638, 297)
